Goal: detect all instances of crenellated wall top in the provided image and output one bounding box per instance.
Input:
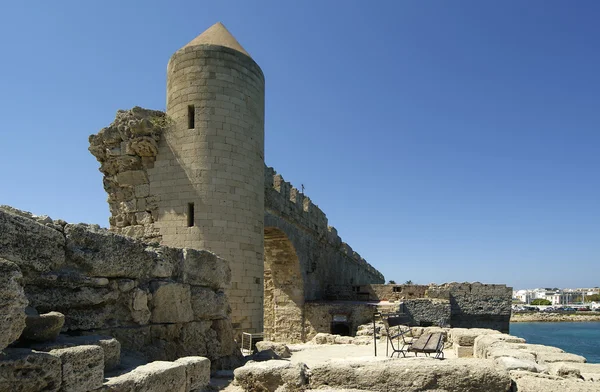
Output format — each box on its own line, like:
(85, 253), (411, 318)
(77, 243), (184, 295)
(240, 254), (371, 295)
(264, 166), (384, 281)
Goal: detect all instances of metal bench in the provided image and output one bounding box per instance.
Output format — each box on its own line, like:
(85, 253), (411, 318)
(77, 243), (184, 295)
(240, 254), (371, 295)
(408, 332), (444, 359)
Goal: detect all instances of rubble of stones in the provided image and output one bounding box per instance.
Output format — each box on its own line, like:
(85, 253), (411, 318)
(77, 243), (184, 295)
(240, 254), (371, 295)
(234, 326), (600, 392)
(0, 206), (240, 391)
(88, 107), (167, 240)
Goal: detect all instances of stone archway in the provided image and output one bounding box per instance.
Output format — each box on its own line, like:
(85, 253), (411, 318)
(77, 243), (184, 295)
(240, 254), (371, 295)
(263, 227), (305, 343)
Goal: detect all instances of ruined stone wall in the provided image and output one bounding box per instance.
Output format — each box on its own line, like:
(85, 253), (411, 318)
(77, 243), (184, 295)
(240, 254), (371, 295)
(402, 298), (451, 327)
(357, 284), (429, 302)
(89, 107), (166, 241)
(319, 282), (511, 332)
(303, 302), (377, 341)
(0, 207), (241, 369)
(427, 282), (512, 333)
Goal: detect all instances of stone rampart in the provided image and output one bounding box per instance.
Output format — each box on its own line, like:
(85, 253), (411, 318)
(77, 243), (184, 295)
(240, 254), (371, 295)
(264, 166), (384, 290)
(0, 206), (241, 369)
(427, 282), (512, 332)
(323, 282), (511, 332)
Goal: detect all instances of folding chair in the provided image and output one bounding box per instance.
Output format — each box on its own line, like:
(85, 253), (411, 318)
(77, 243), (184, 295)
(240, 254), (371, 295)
(382, 313), (413, 358)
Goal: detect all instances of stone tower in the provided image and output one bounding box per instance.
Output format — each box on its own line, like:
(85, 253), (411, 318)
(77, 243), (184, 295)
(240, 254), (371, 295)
(157, 22), (265, 335)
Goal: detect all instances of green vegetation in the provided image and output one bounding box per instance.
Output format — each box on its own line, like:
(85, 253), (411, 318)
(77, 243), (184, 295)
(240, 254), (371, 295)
(404, 280), (414, 285)
(587, 294), (600, 302)
(531, 299), (552, 305)
(388, 280), (396, 284)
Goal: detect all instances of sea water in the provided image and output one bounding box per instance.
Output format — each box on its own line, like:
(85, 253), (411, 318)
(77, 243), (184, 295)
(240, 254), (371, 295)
(510, 322), (600, 363)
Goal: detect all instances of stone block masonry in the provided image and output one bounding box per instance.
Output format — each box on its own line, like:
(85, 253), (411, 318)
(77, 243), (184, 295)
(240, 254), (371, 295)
(0, 206), (242, 370)
(159, 24), (266, 337)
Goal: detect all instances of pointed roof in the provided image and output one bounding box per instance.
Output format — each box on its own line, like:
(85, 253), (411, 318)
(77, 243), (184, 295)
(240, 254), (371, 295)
(182, 22), (251, 57)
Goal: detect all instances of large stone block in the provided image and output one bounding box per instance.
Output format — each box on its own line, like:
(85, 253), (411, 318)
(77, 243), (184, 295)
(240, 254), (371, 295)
(25, 285), (119, 311)
(234, 360), (308, 392)
(494, 357), (546, 373)
(448, 328), (501, 346)
(149, 281), (194, 323)
(29, 335), (121, 371)
(0, 348), (62, 392)
(65, 223), (177, 278)
(453, 343), (473, 358)
(308, 357), (512, 392)
(180, 248), (230, 289)
(50, 345), (104, 392)
(510, 370), (600, 392)
(0, 208), (65, 281)
(20, 310), (64, 342)
(102, 361), (187, 392)
(473, 334), (526, 359)
(175, 356), (211, 391)
(190, 286), (228, 320)
(255, 341), (291, 359)
(0, 258), (28, 350)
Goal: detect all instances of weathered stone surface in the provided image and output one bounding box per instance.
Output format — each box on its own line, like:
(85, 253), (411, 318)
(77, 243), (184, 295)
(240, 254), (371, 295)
(174, 356), (210, 391)
(403, 298), (451, 327)
(453, 343), (473, 358)
(20, 311), (64, 342)
(130, 288), (151, 324)
(334, 336), (354, 345)
(210, 319), (244, 370)
(0, 258), (28, 350)
(494, 356), (545, 373)
(25, 285), (119, 311)
(0, 208), (65, 281)
(149, 281), (194, 323)
(181, 248), (231, 289)
(102, 361), (187, 392)
(473, 334), (526, 359)
(536, 351), (587, 364)
(255, 341), (291, 359)
(234, 360), (308, 392)
(29, 335), (121, 371)
(0, 348), (61, 392)
(65, 223), (176, 278)
(50, 345), (104, 392)
(308, 357), (512, 392)
(547, 362), (584, 379)
(448, 328), (501, 346)
(544, 363), (600, 382)
(486, 345), (537, 362)
(85, 320), (241, 369)
(511, 370), (600, 392)
(311, 333), (336, 345)
(190, 286), (228, 320)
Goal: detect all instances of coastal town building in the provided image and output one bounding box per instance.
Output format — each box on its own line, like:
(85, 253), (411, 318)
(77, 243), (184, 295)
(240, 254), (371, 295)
(513, 287), (600, 305)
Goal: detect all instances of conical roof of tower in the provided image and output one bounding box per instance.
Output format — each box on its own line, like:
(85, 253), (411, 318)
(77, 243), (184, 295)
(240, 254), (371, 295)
(181, 22), (251, 57)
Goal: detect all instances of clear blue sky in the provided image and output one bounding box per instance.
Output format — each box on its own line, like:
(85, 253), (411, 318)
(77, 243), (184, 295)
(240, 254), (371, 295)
(1, 1), (598, 290)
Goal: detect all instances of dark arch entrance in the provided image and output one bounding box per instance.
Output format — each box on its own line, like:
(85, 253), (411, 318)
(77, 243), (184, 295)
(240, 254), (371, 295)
(264, 227), (305, 343)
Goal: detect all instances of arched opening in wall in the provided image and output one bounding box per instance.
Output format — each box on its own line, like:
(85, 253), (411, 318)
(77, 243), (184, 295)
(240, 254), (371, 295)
(264, 227), (305, 343)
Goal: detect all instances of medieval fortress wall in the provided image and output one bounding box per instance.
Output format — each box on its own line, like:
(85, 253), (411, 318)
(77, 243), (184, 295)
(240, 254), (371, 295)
(85, 23), (512, 341)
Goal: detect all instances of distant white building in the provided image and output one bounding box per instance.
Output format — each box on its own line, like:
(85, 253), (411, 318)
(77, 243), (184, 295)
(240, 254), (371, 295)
(514, 287), (599, 305)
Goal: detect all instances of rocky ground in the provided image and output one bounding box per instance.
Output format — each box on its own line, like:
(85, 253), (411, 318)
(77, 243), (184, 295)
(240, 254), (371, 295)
(511, 312), (600, 322)
(213, 328), (600, 392)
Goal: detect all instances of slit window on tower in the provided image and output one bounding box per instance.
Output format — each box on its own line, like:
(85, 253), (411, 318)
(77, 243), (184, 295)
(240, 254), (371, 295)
(187, 203), (195, 227)
(188, 105), (195, 129)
